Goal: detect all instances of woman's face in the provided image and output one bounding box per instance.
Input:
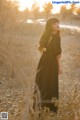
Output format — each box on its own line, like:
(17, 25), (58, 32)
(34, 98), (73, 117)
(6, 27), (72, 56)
(52, 22), (60, 32)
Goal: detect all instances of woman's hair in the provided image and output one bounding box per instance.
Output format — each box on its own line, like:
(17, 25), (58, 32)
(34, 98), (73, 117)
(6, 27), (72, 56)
(39, 18), (60, 49)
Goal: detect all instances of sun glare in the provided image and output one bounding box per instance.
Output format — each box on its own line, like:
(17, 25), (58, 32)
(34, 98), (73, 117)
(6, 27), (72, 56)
(15, 0), (80, 13)
(15, 0), (60, 13)
(17, 0), (34, 11)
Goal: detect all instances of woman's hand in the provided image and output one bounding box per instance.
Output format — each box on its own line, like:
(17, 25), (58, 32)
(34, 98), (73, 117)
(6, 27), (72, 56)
(56, 54), (62, 75)
(58, 67), (63, 75)
(38, 46), (46, 54)
(38, 46), (43, 54)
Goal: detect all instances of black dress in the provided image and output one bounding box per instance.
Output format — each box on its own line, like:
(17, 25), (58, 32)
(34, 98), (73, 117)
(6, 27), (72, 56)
(34, 33), (62, 112)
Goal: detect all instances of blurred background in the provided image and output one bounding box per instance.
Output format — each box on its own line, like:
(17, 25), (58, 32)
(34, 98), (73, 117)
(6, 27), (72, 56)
(0, 0), (80, 120)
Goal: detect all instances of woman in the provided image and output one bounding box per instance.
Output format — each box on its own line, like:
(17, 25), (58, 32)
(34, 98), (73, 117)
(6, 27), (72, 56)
(33, 18), (62, 113)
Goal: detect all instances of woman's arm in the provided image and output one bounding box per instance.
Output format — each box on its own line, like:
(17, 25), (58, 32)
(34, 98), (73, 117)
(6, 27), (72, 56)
(56, 54), (62, 75)
(38, 45), (46, 54)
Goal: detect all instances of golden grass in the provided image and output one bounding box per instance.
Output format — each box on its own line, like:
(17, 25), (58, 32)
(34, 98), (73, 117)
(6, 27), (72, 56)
(0, 23), (80, 119)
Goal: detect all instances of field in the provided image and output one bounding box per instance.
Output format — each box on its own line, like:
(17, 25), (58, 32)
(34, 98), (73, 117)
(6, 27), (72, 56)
(0, 23), (80, 120)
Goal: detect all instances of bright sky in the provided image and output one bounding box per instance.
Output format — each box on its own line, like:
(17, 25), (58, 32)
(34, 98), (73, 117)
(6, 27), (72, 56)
(15, 0), (80, 13)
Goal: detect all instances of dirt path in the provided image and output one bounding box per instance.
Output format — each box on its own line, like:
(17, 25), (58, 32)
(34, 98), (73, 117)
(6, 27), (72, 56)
(0, 32), (80, 119)
(59, 34), (80, 98)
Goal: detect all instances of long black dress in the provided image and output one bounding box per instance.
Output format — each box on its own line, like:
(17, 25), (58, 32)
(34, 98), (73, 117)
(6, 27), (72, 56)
(34, 33), (62, 112)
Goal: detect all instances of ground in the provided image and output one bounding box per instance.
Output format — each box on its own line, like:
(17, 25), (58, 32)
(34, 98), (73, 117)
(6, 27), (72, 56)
(0, 24), (80, 119)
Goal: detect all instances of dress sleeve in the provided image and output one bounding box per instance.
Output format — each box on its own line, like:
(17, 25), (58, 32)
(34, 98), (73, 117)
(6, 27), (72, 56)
(53, 36), (62, 56)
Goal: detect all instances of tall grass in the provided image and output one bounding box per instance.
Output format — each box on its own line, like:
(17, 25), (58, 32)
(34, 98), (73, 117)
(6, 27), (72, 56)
(0, 23), (80, 119)
(28, 82), (80, 120)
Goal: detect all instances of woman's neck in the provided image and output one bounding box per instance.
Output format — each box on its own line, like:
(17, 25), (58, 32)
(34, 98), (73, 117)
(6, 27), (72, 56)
(52, 31), (57, 35)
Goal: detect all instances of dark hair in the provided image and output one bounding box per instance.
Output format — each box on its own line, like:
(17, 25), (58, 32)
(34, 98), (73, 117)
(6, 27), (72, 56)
(39, 18), (60, 49)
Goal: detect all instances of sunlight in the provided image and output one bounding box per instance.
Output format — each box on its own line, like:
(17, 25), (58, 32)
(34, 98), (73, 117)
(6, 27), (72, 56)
(16, 0), (61, 13)
(15, 0), (80, 13)
(18, 0), (34, 11)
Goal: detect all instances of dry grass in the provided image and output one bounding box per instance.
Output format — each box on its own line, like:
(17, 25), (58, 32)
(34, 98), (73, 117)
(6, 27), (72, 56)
(0, 23), (80, 120)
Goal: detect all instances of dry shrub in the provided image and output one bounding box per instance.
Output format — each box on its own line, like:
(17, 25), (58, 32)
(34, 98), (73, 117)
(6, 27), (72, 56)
(30, 84), (80, 120)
